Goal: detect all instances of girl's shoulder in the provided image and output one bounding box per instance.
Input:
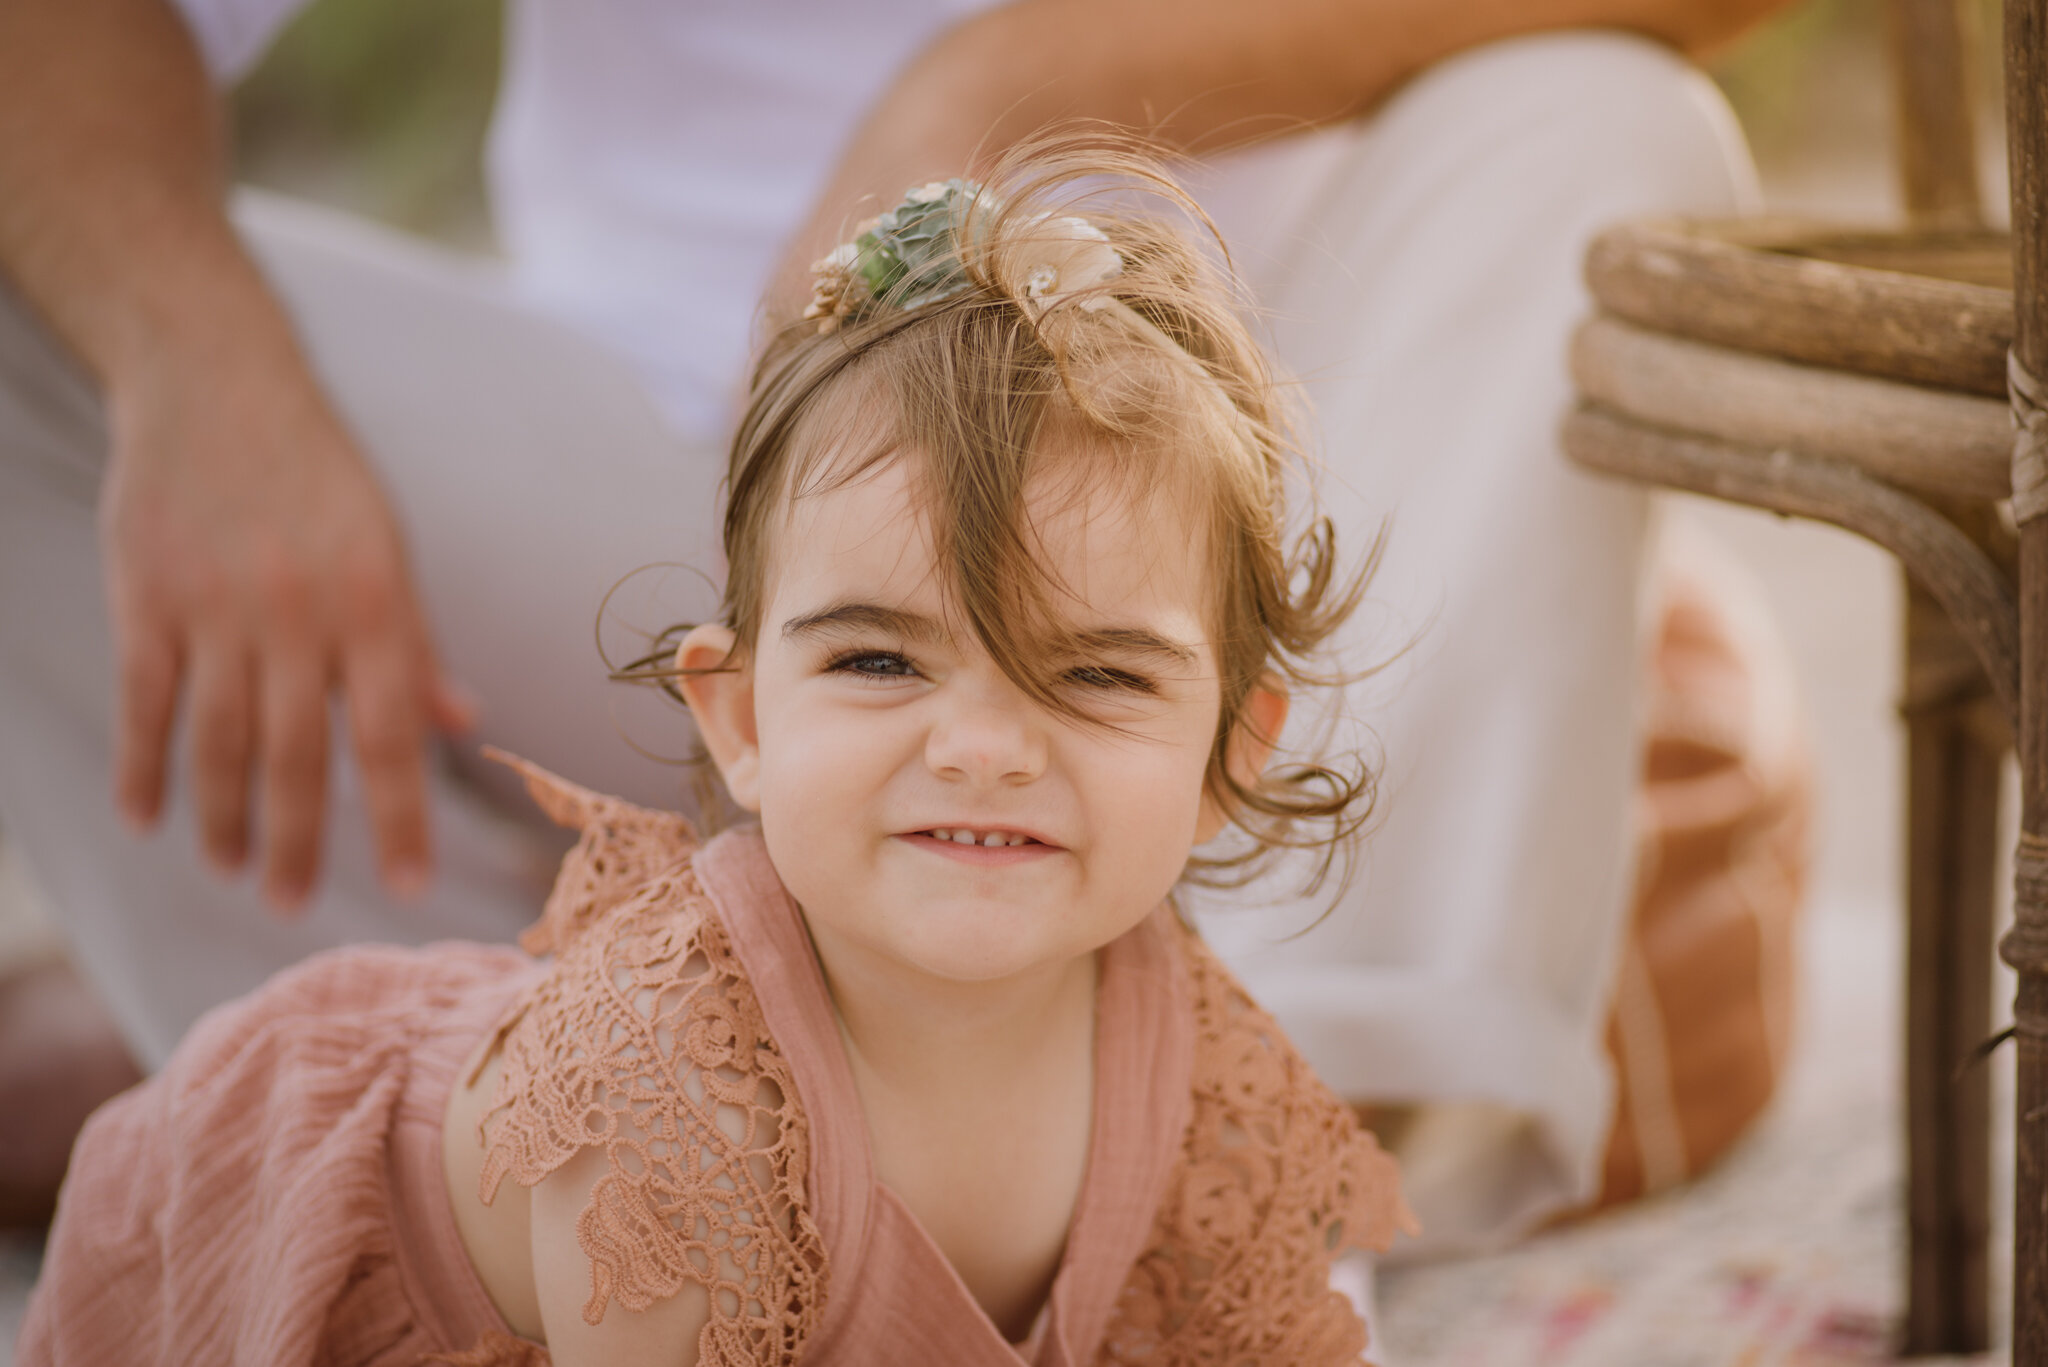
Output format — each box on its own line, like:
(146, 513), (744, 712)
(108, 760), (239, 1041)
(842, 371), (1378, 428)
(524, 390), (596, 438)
(1104, 919), (1418, 1365)
(471, 754), (828, 1356)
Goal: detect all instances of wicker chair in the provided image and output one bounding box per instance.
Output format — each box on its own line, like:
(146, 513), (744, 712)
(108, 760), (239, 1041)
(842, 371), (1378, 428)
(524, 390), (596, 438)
(1561, 0), (2047, 1358)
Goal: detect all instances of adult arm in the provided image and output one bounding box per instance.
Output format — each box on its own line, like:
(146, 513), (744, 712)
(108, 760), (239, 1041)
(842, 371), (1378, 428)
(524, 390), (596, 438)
(777, 0), (1791, 299)
(0, 0), (466, 908)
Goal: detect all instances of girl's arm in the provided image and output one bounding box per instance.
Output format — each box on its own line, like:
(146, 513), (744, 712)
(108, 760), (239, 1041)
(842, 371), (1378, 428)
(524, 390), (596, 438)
(529, 1145), (710, 1367)
(773, 0), (1789, 301)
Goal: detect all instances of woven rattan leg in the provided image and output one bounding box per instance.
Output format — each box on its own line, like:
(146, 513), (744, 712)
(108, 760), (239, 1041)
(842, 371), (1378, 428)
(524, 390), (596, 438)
(2001, 5), (2048, 1362)
(1902, 582), (2001, 1355)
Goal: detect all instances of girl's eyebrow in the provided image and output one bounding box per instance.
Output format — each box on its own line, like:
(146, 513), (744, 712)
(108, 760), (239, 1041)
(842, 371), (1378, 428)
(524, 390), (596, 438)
(782, 601), (946, 644)
(1073, 627), (1200, 670)
(782, 603), (1199, 668)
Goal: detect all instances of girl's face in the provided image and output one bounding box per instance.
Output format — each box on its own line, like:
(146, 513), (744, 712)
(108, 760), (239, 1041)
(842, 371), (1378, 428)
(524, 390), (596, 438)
(680, 453), (1276, 988)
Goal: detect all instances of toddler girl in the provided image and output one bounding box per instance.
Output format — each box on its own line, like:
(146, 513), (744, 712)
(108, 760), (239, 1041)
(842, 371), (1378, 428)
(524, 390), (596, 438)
(23, 146), (1414, 1367)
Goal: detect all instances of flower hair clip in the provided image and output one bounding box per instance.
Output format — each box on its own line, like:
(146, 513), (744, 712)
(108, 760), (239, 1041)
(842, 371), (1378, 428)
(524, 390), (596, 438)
(803, 178), (1123, 333)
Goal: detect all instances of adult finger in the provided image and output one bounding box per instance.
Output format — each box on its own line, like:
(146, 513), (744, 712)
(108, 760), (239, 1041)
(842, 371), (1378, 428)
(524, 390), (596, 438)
(342, 635), (431, 898)
(111, 619), (181, 830)
(429, 671), (478, 736)
(186, 638), (255, 872)
(257, 647), (330, 912)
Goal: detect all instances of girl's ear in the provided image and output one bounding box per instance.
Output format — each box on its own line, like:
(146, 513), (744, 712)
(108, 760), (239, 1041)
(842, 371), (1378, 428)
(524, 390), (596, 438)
(675, 624), (762, 812)
(1195, 679), (1290, 844)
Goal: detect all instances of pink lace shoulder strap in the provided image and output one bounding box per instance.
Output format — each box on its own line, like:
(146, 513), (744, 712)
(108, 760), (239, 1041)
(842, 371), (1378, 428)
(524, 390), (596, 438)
(485, 747), (698, 955)
(1099, 920), (1418, 1367)
(474, 756), (827, 1364)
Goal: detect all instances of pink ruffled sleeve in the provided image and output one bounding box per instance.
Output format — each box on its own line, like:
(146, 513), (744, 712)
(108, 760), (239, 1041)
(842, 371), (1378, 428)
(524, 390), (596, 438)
(485, 747), (699, 956)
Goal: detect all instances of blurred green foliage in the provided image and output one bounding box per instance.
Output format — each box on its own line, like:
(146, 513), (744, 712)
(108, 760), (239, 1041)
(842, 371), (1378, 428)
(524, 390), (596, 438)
(1710, 0), (2004, 161)
(1710, 0), (1860, 160)
(230, 0), (502, 247)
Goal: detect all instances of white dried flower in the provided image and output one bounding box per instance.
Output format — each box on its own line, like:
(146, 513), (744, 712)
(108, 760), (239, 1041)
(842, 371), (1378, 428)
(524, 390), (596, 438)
(1013, 215), (1123, 314)
(803, 242), (866, 332)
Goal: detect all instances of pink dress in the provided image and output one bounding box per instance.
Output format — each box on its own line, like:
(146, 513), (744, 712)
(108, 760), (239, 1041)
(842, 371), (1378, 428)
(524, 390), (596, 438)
(21, 759), (1413, 1366)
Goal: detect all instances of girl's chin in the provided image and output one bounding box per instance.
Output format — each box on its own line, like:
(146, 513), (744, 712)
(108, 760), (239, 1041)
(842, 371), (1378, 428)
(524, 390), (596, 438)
(803, 900), (1104, 986)
(872, 922), (1076, 986)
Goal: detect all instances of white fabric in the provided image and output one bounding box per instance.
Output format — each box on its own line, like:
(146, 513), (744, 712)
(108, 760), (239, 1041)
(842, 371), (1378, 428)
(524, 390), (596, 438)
(1184, 36), (1758, 1251)
(167, 0), (300, 76)
(0, 22), (1755, 1249)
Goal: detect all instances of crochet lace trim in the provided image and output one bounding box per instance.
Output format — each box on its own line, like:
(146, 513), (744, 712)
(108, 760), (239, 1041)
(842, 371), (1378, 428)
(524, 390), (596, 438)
(484, 749), (699, 957)
(475, 759), (827, 1365)
(1097, 921), (1418, 1366)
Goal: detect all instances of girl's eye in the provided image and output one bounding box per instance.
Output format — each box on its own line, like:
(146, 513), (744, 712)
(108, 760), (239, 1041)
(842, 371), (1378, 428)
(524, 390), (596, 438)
(1063, 664), (1156, 695)
(826, 650), (919, 680)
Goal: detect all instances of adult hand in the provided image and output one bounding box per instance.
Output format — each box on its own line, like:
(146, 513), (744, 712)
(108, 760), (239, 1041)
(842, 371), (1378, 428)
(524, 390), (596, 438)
(98, 342), (472, 911)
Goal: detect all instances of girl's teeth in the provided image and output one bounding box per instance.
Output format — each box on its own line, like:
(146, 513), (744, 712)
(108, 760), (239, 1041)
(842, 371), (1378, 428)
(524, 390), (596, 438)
(923, 828), (1031, 847)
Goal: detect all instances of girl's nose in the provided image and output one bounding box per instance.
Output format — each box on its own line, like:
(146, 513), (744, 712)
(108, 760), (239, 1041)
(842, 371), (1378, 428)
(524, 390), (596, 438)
(923, 679), (1048, 785)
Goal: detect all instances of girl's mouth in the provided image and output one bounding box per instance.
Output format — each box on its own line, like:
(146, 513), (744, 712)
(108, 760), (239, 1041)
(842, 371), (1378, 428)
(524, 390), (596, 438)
(899, 828), (1059, 861)
(920, 827), (1042, 849)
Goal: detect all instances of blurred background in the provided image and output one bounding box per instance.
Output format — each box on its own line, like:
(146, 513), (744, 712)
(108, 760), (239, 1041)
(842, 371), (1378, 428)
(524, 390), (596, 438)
(51, 0), (2016, 953)
(0, 0), (2027, 1359)
(223, 0), (2004, 235)
(206, 0), (2018, 945)
(190, 0), (2030, 1009)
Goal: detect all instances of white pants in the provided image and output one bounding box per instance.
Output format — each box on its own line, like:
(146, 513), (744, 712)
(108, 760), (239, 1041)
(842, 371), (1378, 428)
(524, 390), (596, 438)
(0, 31), (1754, 1252)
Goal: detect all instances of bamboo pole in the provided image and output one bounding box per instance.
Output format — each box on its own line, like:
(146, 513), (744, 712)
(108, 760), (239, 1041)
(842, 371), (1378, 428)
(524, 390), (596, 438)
(1888, 0), (1985, 230)
(1999, 3), (2048, 1363)
(1902, 578), (2001, 1354)
(1888, 1), (1999, 1350)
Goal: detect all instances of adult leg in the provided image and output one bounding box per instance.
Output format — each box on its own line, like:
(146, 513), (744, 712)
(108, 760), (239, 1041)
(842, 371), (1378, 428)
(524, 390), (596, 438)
(0, 191), (723, 1070)
(1183, 32), (1767, 1252)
